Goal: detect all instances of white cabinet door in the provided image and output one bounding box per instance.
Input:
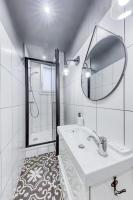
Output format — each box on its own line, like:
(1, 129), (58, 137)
(91, 169), (133, 200)
(59, 136), (89, 200)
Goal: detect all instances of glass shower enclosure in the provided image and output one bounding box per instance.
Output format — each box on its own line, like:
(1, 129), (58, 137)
(25, 54), (59, 149)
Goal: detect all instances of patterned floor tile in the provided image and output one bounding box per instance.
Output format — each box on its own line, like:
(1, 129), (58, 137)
(14, 152), (64, 200)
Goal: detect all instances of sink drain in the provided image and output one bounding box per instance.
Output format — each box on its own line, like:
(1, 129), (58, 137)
(78, 144), (85, 149)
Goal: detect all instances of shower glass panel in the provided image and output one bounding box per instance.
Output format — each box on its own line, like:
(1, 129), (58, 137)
(28, 60), (56, 145)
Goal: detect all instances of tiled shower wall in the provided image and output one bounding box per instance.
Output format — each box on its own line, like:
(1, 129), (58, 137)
(0, 20), (25, 199)
(29, 62), (53, 135)
(63, 8), (133, 149)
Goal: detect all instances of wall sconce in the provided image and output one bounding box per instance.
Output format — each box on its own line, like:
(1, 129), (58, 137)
(83, 62), (95, 78)
(85, 68), (92, 78)
(67, 56), (80, 66)
(63, 56), (80, 76)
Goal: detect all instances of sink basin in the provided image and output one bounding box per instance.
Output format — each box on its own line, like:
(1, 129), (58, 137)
(58, 124), (133, 186)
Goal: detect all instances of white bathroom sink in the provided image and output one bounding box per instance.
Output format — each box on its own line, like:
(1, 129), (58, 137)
(58, 124), (133, 186)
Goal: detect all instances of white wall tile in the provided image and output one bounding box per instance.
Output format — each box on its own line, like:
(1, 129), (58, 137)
(99, 10), (124, 39)
(48, 144), (55, 152)
(12, 106), (20, 136)
(0, 108), (12, 151)
(0, 23), (12, 72)
(12, 77), (23, 106)
(12, 165), (20, 196)
(95, 71), (103, 88)
(76, 78), (96, 108)
(1, 177), (13, 200)
(102, 65), (113, 86)
(64, 105), (76, 125)
(125, 46), (133, 111)
(97, 108), (124, 144)
(25, 143), (55, 158)
(26, 147), (39, 158)
(83, 106), (96, 131)
(125, 111), (133, 149)
(97, 80), (124, 110)
(112, 58), (125, 85)
(0, 153), (1, 198)
(0, 66), (12, 108)
(1, 143), (12, 191)
(102, 84), (113, 98)
(37, 145), (50, 155)
(0, 20), (25, 199)
(125, 14), (133, 47)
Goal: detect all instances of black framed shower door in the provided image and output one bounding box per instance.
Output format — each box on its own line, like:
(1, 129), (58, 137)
(25, 49), (60, 155)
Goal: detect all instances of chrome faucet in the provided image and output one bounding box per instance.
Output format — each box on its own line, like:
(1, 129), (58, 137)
(87, 131), (108, 157)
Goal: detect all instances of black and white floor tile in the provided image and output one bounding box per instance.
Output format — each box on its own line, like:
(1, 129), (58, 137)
(14, 152), (64, 200)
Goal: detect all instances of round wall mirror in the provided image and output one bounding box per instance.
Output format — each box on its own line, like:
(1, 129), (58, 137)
(81, 26), (127, 101)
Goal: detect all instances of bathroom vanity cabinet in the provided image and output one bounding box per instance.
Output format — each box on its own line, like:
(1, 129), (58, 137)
(58, 125), (133, 200)
(59, 137), (89, 200)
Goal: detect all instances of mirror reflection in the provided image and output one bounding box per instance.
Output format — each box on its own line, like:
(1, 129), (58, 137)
(81, 26), (127, 101)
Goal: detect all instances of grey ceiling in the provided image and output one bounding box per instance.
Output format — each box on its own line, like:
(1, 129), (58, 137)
(5, 0), (93, 59)
(5, 0), (110, 60)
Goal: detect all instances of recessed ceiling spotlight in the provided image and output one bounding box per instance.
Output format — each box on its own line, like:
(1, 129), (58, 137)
(118, 0), (130, 6)
(44, 5), (51, 14)
(42, 55), (46, 60)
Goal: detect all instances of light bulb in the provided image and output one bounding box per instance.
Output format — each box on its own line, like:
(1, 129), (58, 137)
(69, 61), (75, 66)
(63, 67), (69, 76)
(42, 55), (46, 60)
(118, 0), (130, 6)
(85, 69), (91, 78)
(118, 10), (132, 20)
(44, 5), (51, 14)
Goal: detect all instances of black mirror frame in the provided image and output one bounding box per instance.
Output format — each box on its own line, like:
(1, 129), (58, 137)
(81, 25), (128, 101)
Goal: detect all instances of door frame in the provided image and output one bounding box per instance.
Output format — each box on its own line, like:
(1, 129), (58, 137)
(25, 49), (60, 155)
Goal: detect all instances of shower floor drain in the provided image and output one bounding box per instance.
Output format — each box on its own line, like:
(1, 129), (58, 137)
(78, 144), (85, 149)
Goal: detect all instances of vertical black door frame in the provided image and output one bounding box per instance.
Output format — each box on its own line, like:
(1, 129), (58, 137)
(25, 50), (60, 154)
(55, 49), (60, 155)
(25, 58), (29, 147)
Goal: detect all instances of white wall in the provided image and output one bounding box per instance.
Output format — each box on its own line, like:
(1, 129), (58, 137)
(0, 0), (23, 56)
(63, 8), (133, 149)
(0, 20), (25, 200)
